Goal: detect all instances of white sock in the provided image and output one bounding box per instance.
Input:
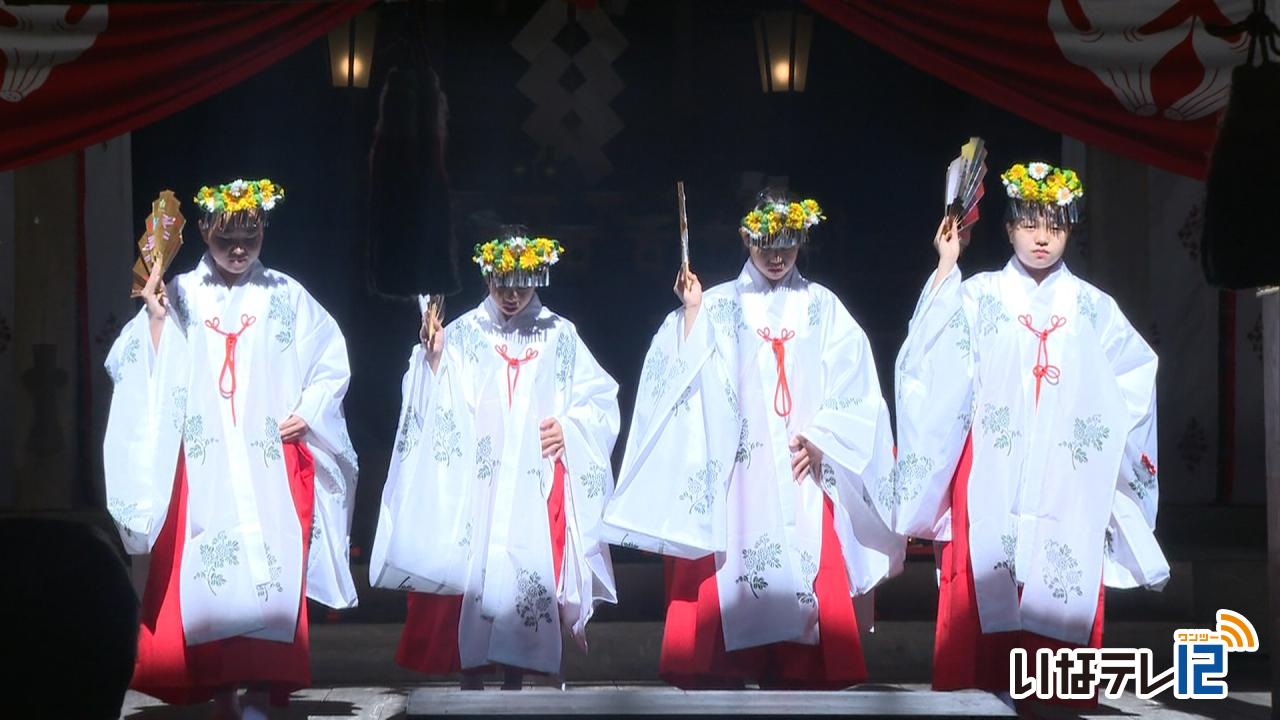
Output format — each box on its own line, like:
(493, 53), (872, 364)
(212, 688), (241, 720)
(241, 690), (270, 720)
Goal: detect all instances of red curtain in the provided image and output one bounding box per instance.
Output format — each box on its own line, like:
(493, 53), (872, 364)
(807, 0), (1254, 179)
(0, 2), (372, 172)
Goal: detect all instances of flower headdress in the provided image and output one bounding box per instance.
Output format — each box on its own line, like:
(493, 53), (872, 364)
(1000, 162), (1083, 225)
(193, 178), (284, 216)
(740, 193), (825, 248)
(472, 225), (564, 287)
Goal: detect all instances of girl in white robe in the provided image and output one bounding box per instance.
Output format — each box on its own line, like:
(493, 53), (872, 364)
(103, 179), (358, 718)
(603, 192), (903, 689)
(371, 228), (619, 688)
(892, 162), (1168, 704)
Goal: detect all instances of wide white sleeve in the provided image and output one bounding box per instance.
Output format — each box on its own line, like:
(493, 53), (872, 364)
(602, 308), (737, 558)
(369, 332), (474, 594)
(892, 267), (977, 540)
(290, 289), (360, 609)
(799, 296), (905, 593)
(102, 305), (190, 554)
(553, 328), (622, 648)
(1098, 300), (1169, 591)
(290, 289), (352, 448)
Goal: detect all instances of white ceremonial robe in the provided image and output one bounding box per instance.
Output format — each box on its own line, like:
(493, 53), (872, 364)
(893, 258), (1169, 645)
(103, 254), (359, 645)
(371, 295), (620, 674)
(603, 260), (904, 652)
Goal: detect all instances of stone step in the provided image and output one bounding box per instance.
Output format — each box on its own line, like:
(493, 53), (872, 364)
(120, 683), (1274, 720)
(308, 619), (1271, 688)
(404, 686), (1017, 718)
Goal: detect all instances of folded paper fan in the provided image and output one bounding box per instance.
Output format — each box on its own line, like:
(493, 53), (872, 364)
(418, 293), (446, 344)
(944, 137), (987, 242)
(677, 181), (690, 271)
(130, 190), (185, 298)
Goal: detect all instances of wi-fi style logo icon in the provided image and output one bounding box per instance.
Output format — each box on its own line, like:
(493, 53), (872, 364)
(1216, 610), (1259, 652)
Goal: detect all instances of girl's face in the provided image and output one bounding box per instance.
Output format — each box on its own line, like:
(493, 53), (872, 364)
(201, 216), (263, 280)
(1007, 216), (1068, 276)
(488, 281), (535, 318)
(746, 243), (799, 282)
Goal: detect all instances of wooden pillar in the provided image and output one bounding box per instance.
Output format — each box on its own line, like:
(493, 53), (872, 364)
(1262, 289), (1279, 716)
(11, 153), (80, 510)
(0, 170), (14, 507)
(1082, 143), (1151, 323)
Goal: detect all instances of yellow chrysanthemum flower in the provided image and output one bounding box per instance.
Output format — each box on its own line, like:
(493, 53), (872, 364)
(785, 203), (806, 230)
(194, 187), (217, 211)
(1008, 165), (1028, 181)
(1020, 178), (1039, 201)
(519, 248), (540, 271)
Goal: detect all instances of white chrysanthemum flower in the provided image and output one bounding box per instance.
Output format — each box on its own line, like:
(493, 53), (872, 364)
(1055, 187), (1074, 205)
(1005, 183), (1021, 199)
(1028, 162), (1050, 180)
(262, 196), (277, 211)
(229, 179), (248, 196)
